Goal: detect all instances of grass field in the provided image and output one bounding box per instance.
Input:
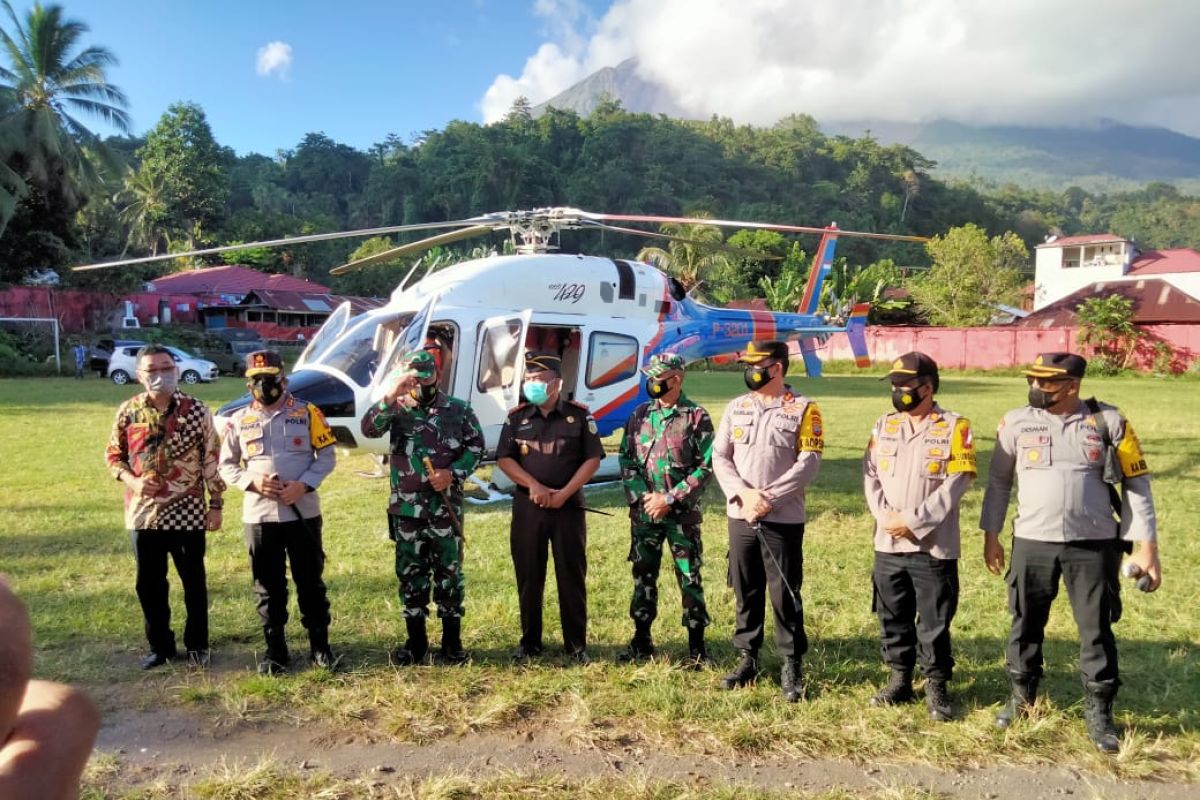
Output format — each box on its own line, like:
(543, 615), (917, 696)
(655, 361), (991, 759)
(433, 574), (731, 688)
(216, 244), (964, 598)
(1, 371), (1197, 794)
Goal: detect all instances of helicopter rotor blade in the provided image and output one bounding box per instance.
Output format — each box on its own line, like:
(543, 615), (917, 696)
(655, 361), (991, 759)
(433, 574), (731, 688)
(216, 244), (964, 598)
(576, 211), (930, 244)
(328, 225), (493, 275)
(70, 217), (500, 272)
(576, 219), (783, 260)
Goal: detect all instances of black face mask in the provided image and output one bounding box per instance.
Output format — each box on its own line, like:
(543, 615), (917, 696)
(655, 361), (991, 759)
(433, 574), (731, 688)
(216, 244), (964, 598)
(891, 385), (923, 413)
(250, 376), (284, 404)
(743, 364), (774, 391)
(647, 376), (673, 399)
(413, 382), (438, 405)
(1028, 387), (1061, 409)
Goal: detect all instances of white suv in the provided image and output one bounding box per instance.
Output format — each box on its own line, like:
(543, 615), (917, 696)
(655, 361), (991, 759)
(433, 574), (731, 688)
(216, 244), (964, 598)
(108, 345), (220, 385)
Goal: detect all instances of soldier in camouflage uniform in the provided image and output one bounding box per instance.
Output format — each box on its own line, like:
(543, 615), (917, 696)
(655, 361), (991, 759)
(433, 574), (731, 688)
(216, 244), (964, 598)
(617, 354), (715, 666)
(361, 349), (485, 665)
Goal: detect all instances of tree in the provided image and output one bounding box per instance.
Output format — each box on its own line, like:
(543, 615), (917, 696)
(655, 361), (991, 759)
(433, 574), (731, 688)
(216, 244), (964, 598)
(1075, 295), (1142, 374)
(116, 166), (167, 255)
(636, 219), (732, 293)
(136, 102), (229, 250)
(0, 1), (128, 215)
(759, 244), (809, 311)
(910, 224), (1027, 327)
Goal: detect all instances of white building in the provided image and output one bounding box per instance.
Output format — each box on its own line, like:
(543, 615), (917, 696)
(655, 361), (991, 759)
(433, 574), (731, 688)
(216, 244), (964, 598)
(1034, 234), (1200, 310)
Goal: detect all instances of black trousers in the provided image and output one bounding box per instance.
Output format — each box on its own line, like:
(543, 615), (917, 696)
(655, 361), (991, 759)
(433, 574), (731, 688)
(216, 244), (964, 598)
(872, 551), (959, 680)
(244, 517), (331, 635)
(1006, 537), (1122, 684)
(130, 529), (208, 655)
(510, 494), (587, 653)
(727, 518), (806, 658)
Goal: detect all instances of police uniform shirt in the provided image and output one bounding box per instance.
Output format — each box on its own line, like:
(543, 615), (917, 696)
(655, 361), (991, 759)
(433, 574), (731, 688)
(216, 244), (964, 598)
(863, 405), (976, 559)
(496, 399), (605, 506)
(218, 394), (337, 523)
(979, 401), (1156, 543)
(712, 386), (823, 523)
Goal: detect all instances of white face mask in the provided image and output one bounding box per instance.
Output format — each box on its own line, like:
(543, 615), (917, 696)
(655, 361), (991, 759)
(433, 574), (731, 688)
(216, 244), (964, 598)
(144, 370), (178, 393)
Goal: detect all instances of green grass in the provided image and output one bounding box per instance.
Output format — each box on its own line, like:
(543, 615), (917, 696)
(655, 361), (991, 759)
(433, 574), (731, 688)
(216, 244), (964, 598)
(2, 372), (1198, 786)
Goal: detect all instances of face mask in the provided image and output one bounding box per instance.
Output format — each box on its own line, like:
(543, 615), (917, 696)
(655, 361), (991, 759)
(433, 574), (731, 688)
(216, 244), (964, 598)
(523, 380), (549, 405)
(412, 382), (438, 405)
(647, 377), (673, 399)
(251, 376), (284, 404)
(743, 364), (773, 391)
(1028, 387), (1061, 409)
(891, 385), (922, 413)
(145, 371), (177, 394)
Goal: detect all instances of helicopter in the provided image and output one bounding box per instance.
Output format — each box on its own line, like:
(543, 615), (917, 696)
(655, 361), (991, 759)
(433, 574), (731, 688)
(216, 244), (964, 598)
(74, 207), (927, 456)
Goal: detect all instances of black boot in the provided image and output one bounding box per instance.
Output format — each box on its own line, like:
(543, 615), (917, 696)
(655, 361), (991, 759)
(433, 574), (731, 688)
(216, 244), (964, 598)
(308, 627), (338, 670)
(869, 668), (915, 707)
(995, 672), (1039, 729)
(686, 627), (709, 670)
(440, 616), (469, 665)
(781, 657), (804, 702)
(719, 650), (759, 690)
(258, 626), (290, 675)
(390, 616), (428, 666)
(1083, 679), (1121, 754)
(618, 621), (655, 662)
(925, 678), (953, 722)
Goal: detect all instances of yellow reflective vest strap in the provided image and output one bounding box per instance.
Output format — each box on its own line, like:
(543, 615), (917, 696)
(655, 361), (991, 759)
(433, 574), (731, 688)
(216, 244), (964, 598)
(947, 416), (977, 475)
(307, 403), (337, 450)
(1115, 415), (1149, 477)
(797, 402), (824, 454)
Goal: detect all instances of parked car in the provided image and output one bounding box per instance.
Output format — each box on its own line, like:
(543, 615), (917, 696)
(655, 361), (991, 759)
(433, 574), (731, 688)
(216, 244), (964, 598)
(107, 345), (220, 385)
(89, 338), (145, 374)
(201, 333), (264, 375)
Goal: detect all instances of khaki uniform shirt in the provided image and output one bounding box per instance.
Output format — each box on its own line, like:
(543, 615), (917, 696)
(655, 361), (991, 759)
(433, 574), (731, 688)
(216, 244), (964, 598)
(863, 405), (976, 560)
(979, 400), (1156, 543)
(218, 394), (337, 523)
(712, 386), (823, 523)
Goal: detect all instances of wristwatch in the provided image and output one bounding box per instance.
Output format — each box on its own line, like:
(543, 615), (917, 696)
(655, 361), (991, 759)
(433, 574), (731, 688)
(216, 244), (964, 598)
(664, 493), (675, 506)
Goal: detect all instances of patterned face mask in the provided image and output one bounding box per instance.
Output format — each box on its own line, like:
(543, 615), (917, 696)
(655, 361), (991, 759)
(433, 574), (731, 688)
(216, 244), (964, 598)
(250, 376), (284, 404)
(145, 371), (177, 394)
(647, 376), (673, 398)
(743, 363), (773, 391)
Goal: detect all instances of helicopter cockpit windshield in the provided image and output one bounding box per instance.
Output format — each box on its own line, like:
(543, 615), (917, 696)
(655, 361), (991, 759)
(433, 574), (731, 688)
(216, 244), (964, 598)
(307, 309), (415, 387)
(296, 301), (351, 369)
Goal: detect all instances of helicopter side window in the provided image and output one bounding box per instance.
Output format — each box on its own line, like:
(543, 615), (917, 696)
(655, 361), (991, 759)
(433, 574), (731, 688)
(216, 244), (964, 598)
(426, 322), (458, 394)
(585, 331), (639, 389)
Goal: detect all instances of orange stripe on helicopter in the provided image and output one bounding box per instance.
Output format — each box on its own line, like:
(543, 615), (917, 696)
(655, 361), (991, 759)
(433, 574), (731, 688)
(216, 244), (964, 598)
(748, 310), (776, 343)
(594, 384), (640, 420)
(592, 354), (637, 386)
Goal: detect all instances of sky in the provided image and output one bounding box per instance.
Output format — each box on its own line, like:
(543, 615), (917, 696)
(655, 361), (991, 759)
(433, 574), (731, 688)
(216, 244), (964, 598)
(51, 0), (1200, 155)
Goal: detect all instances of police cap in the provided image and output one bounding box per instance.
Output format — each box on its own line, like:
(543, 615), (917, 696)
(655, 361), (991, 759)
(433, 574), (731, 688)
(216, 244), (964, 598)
(524, 350), (561, 374)
(244, 350), (283, 377)
(737, 340), (789, 365)
(883, 351), (939, 382)
(1025, 352), (1087, 380)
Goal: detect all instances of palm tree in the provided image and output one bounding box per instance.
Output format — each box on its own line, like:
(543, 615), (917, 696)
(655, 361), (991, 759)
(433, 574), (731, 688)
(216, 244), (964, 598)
(0, 1), (130, 205)
(117, 167), (168, 256)
(635, 220), (732, 293)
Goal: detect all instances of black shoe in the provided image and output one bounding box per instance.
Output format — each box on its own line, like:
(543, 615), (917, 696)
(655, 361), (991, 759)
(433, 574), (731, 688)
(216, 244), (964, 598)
(1083, 679), (1122, 754)
(310, 648), (339, 670)
(781, 657), (804, 703)
(618, 634), (655, 663)
(392, 617), (429, 666)
(684, 627), (709, 670)
(140, 650), (176, 670)
(186, 649), (210, 668)
(995, 673), (1039, 730)
(511, 643), (543, 662)
(719, 651), (759, 690)
(869, 669), (915, 707)
(439, 617), (470, 665)
(925, 678), (953, 722)
(257, 655), (289, 675)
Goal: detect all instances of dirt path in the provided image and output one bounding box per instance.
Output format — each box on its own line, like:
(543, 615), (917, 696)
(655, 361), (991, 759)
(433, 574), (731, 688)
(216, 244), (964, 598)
(93, 705), (1192, 799)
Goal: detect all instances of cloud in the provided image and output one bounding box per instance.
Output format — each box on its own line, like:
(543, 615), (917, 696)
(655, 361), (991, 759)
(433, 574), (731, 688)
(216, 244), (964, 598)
(256, 41), (293, 80)
(482, 0), (1200, 135)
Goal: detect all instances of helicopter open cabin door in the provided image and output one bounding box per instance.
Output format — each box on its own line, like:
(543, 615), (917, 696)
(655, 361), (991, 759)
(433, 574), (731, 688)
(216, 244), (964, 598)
(470, 310), (531, 454)
(367, 294), (438, 406)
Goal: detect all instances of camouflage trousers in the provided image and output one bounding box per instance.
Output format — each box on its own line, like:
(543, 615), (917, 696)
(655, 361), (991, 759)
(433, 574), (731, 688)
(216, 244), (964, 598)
(628, 514), (710, 630)
(388, 514), (464, 619)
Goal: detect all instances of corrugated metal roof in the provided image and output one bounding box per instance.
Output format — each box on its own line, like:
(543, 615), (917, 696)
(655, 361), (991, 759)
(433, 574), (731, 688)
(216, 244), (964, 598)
(1036, 234), (1127, 248)
(235, 290), (385, 315)
(1017, 279), (1200, 327)
(148, 265), (329, 295)
(1128, 248), (1200, 275)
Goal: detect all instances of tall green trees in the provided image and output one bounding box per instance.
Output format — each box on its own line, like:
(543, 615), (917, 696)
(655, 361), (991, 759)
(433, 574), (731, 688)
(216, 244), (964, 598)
(910, 224), (1028, 326)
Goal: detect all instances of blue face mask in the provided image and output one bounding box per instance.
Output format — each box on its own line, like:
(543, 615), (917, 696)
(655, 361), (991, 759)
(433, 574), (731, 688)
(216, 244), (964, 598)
(522, 380), (550, 405)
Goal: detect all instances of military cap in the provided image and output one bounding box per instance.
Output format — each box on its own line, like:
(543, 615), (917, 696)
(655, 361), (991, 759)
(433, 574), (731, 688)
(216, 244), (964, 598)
(882, 351), (939, 383)
(244, 349), (283, 377)
(397, 349), (436, 380)
(642, 353), (685, 379)
(738, 340), (790, 364)
(524, 350), (562, 373)
(1025, 352), (1087, 379)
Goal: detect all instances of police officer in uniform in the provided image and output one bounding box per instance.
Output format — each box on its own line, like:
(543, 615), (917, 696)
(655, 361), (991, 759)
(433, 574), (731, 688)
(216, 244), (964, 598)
(360, 348), (485, 665)
(496, 351), (604, 663)
(712, 340), (823, 701)
(863, 352), (976, 721)
(617, 353), (715, 666)
(981, 352), (1161, 753)
(219, 350), (339, 674)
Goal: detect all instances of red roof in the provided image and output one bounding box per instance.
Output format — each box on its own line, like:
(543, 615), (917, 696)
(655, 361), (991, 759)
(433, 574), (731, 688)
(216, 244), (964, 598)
(1017, 279), (1200, 327)
(1036, 233), (1127, 248)
(237, 290), (384, 315)
(1128, 248), (1200, 275)
(148, 265), (328, 295)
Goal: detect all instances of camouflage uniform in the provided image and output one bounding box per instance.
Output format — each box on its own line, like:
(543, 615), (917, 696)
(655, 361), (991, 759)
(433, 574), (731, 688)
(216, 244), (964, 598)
(618, 355), (715, 631)
(361, 351), (485, 620)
